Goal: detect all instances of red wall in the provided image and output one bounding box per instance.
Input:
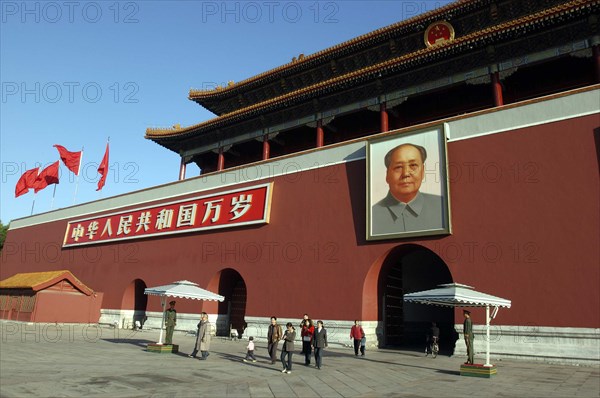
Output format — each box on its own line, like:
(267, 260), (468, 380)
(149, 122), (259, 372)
(32, 291), (103, 323)
(1, 114), (598, 328)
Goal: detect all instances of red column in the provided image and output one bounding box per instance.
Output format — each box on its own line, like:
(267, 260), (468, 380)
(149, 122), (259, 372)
(491, 71), (504, 107)
(217, 148), (225, 171)
(380, 102), (389, 133)
(178, 157), (186, 181)
(316, 120), (324, 148)
(593, 44), (600, 83)
(262, 136), (270, 160)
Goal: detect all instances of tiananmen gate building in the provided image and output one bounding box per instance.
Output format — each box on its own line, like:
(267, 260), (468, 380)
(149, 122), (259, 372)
(2, 0), (599, 364)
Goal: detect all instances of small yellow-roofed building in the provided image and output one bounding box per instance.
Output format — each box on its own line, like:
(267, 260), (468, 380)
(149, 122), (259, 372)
(0, 270), (103, 323)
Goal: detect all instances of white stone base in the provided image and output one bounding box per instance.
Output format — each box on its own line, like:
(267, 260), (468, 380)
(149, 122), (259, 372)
(453, 324), (600, 366)
(99, 309), (221, 336)
(99, 310), (599, 365)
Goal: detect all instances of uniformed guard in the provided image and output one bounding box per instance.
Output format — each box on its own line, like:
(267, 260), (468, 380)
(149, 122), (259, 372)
(463, 309), (474, 364)
(165, 300), (177, 345)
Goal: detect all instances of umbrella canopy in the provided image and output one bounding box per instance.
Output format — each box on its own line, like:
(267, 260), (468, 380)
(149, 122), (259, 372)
(403, 283), (511, 367)
(403, 283), (511, 308)
(144, 280), (224, 345)
(145, 280), (225, 302)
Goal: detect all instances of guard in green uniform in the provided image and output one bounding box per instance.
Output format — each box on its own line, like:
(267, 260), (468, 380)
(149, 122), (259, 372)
(165, 300), (177, 345)
(463, 309), (474, 364)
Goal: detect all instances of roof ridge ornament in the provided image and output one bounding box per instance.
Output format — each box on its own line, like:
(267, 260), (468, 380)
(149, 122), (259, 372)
(292, 53), (305, 62)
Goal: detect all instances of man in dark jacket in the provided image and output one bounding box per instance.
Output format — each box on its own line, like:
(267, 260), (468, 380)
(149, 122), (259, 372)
(267, 316), (283, 364)
(312, 320), (328, 369)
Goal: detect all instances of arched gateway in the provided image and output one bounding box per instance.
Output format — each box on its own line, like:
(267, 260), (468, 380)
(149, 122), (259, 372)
(121, 278), (147, 329)
(204, 269), (247, 338)
(364, 245), (455, 351)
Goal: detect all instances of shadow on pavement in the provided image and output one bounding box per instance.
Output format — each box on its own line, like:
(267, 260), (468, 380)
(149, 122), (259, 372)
(101, 338), (155, 348)
(340, 355), (462, 376)
(216, 352), (290, 372)
(435, 369), (461, 376)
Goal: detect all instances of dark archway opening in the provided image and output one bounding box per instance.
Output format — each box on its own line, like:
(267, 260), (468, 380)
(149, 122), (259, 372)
(378, 244), (457, 354)
(121, 279), (147, 329)
(133, 279), (148, 329)
(215, 269), (247, 338)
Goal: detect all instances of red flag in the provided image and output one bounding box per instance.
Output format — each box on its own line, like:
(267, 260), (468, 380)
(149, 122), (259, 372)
(33, 161), (60, 193)
(15, 167), (40, 198)
(97, 143), (109, 191)
(54, 144), (82, 175)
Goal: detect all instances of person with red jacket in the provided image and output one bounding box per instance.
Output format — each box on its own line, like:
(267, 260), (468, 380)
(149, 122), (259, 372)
(350, 320), (365, 357)
(300, 318), (315, 365)
(299, 314), (309, 354)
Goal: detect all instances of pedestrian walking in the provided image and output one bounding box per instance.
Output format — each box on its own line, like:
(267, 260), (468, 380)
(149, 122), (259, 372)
(267, 316), (283, 364)
(350, 320), (365, 357)
(301, 318), (314, 365)
(360, 333), (366, 357)
(280, 323), (296, 374)
(299, 314), (309, 354)
(189, 312), (211, 360)
(312, 320), (328, 369)
(243, 336), (257, 362)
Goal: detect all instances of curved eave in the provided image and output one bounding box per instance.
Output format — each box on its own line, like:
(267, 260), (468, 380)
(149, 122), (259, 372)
(147, 0), (597, 144)
(187, 0), (480, 102)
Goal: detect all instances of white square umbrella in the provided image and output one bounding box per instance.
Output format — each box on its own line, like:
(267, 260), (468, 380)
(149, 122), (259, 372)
(144, 280), (225, 345)
(403, 283), (511, 367)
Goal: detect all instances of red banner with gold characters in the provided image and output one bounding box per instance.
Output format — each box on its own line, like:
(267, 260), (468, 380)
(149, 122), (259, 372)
(63, 183), (273, 247)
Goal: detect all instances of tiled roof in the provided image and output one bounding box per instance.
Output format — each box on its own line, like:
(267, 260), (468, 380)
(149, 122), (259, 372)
(188, 0), (476, 100)
(0, 270), (94, 295)
(148, 0), (596, 140)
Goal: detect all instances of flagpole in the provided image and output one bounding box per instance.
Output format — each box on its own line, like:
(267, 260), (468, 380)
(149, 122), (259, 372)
(73, 146), (83, 205)
(98, 138), (109, 198)
(30, 167), (40, 215)
(107, 137), (110, 193)
(50, 183), (57, 210)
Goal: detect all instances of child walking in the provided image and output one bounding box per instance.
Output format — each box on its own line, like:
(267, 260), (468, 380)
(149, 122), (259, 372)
(243, 336), (257, 362)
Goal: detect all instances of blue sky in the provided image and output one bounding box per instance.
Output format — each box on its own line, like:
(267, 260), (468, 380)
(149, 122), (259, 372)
(1, 1), (450, 224)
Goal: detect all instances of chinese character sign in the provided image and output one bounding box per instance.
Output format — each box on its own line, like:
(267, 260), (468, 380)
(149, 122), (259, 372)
(63, 184), (273, 247)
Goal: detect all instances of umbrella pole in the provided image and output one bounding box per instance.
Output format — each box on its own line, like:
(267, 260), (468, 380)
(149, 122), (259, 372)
(157, 296), (167, 345)
(485, 304), (491, 367)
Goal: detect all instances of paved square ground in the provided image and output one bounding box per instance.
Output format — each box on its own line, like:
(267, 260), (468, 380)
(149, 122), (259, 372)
(1, 323), (598, 397)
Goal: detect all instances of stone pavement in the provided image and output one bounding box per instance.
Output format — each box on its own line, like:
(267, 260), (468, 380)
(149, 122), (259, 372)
(0, 323), (598, 398)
